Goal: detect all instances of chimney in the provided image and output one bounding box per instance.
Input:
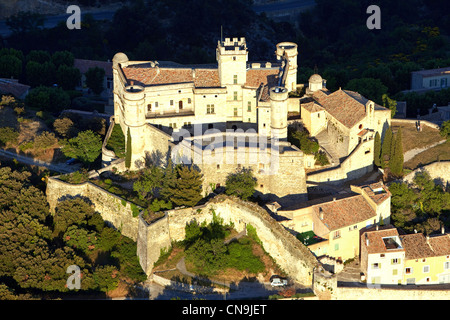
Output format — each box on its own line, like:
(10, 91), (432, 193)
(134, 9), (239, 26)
(442, 225), (445, 234)
(376, 224), (379, 231)
(333, 197), (336, 202)
(319, 207), (324, 220)
(365, 234), (369, 246)
(426, 235), (430, 245)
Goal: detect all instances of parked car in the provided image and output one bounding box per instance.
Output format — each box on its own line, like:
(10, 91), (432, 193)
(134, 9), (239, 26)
(270, 275), (288, 287)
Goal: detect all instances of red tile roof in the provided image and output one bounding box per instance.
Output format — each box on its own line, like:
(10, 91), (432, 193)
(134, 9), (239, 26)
(245, 68), (279, 88)
(194, 69), (221, 88)
(314, 195), (376, 231)
(399, 233), (436, 260)
(428, 234), (450, 257)
(0, 79), (30, 98)
(312, 89), (386, 128)
(362, 226), (404, 254)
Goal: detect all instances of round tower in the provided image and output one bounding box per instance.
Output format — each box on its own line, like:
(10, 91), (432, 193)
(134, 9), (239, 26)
(276, 42), (298, 92)
(123, 84), (146, 169)
(308, 73), (323, 92)
(270, 86), (289, 141)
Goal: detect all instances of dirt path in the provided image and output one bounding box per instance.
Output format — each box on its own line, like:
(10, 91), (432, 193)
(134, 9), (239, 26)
(403, 139), (446, 162)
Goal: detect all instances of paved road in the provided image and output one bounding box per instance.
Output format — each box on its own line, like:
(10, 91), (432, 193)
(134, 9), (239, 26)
(0, 1), (316, 38)
(0, 148), (79, 173)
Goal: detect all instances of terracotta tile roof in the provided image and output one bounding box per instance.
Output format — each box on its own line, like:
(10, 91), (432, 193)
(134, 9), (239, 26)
(302, 101), (324, 113)
(123, 65), (194, 86)
(193, 69), (221, 88)
(314, 194), (376, 231)
(245, 68), (280, 88)
(428, 234), (450, 256)
(399, 233), (436, 260)
(312, 89), (376, 128)
(362, 226), (404, 254)
(0, 78), (30, 98)
(74, 59), (112, 77)
(361, 182), (391, 205)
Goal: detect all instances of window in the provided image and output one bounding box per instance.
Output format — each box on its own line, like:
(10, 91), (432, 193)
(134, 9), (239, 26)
(233, 75), (238, 84)
(233, 56), (236, 61)
(170, 100), (174, 106)
(392, 269), (398, 276)
(178, 90), (182, 93)
(391, 258), (400, 265)
(423, 265), (430, 273)
(380, 254), (385, 258)
(234, 91), (238, 101)
(188, 98), (192, 104)
(372, 263), (380, 269)
(333, 230), (341, 239)
(445, 262), (450, 270)
(155, 102), (159, 107)
(234, 107), (238, 116)
(147, 104), (152, 112)
(334, 243), (339, 251)
(217, 164), (220, 169)
(405, 267), (412, 274)
(207, 104), (215, 114)
(248, 101), (251, 112)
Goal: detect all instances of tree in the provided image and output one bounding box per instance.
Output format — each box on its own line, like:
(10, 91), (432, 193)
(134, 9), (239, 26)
(51, 51), (74, 68)
(56, 64), (81, 90)
(125, 127), (132, 168)
(133, 165), (164, 201)
(373, 131), (382, 167)
(382, 94), (397, 118)
(62, 130), (102, 165)
(53, 117), (76, 138)
(53, 197), (96, 236)
(389, 128), (404, 177)
(381, 126), (393, 168)
(169, 165), (203, 207)
(346, 78), (388, 105)
(93, 265), (119, 293)
(6, 11), (45, 34)
(440, 120), (450, 140)
(0, 55), (22, 79)
(225, 167), (257, 201)
(25, 86), (70, 113)
(85, 67), (105, 95)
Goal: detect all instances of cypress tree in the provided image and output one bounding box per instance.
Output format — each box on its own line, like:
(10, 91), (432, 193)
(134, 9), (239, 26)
(390, 128), (404, 177)
(160, 158), (177, 202)
(125, 127), (132, 169)
(381, 126), (392, 168)
(374, 131), (382, 167)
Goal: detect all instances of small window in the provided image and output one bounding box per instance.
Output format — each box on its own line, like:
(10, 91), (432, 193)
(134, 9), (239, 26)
(405, 267), (412, 274)
(233, 56), (236, 61)
(170, 100), (174, 106)
(372, 263), (380, 269)
(334, 243), (339, 251)
(359, 124), (363, 129)
(155, 102), (159, 107)
(260, 184), (264, 188)
(392, 269), (398, 276)
(380, 254), (385, 258)
(178, 90), (182, 93)
(188, 98), (192, 104)
(423, 265), (430, 273)
(234, 91), (238, 101)
(234, 107), (238, 116)
(444, 262), (450, 270)
(248, 101), (251, 112)
(233, 75), (238, 84)
(217, 164), (220, 169)
(147, 104), (152, 112)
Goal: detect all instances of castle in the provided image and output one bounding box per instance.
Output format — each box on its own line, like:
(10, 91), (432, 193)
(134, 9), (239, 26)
(109, 37), (391, 205)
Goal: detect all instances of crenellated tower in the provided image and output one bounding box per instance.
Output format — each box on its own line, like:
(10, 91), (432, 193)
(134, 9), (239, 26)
(276, 42), (298, 92)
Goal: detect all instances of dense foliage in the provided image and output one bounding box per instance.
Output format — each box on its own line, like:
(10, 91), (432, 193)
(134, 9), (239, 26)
(390, 171), (450, 234)
(0, 166), (146, 299)
(225, 167), (257, 201)
(184, 213), (265, 276)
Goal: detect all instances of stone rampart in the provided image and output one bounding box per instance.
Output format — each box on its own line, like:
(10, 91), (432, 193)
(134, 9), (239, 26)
(46, 176), (140, 241)
(402, 161), (450, 186)
(139, 195), (319, 286)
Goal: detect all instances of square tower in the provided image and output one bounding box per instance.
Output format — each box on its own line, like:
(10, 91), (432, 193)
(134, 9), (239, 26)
(216, 37), (248, 86)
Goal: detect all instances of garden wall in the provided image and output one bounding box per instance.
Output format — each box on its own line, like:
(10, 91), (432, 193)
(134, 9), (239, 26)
(402, 161), (450, 186)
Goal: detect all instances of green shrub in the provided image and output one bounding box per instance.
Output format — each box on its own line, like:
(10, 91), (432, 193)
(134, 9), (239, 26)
(0, 127), (19, 146)
(19, 140), (34, 152)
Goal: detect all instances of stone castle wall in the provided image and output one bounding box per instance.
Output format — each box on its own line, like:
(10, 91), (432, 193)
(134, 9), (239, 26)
(306, 137), (375, 186)
(46, 177), (140, 241)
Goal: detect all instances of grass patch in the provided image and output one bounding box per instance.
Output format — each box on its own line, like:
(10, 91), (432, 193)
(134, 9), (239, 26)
(404, 140), (450, 170)
(391, 122), (444, 153)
